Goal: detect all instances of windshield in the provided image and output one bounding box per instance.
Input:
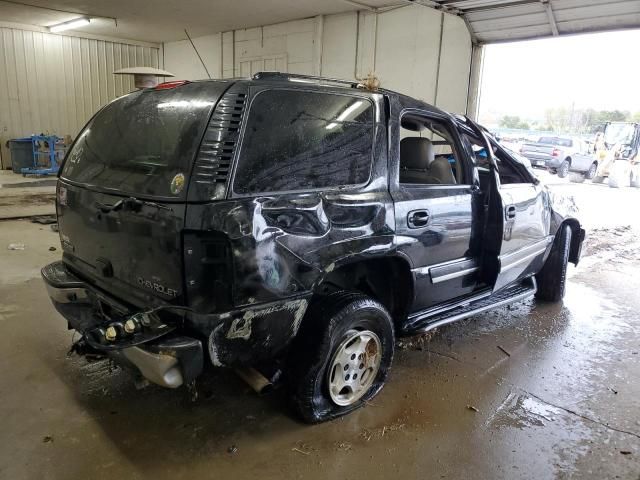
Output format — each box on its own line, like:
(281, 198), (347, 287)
(61, 82), (219, 198)
(604, 123), (635, 146)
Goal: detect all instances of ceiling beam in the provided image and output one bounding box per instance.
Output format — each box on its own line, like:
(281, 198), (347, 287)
(461, 13), (479, 45)
(541, 0), (559, 36)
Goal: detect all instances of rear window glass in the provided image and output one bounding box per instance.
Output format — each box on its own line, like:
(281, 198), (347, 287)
(233, 89), (374, 194)
(538, 137), (572, 147)
(61, 82), (217, 198)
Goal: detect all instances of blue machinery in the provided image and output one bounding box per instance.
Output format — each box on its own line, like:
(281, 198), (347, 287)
(20, 135), (65, 176)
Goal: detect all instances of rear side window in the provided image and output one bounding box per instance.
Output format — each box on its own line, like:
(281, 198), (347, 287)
(233, 90), (374, 195)
(61, 82), (218, 198)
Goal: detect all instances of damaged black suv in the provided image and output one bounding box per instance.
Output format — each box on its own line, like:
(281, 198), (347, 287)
(43, 73), (584, 423)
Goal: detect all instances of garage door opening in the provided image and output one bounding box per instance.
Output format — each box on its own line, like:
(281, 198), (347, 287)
(477, 29), (640, 139)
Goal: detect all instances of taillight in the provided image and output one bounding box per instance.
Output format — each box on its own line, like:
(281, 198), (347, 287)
(551, 148), (561, 157)
(155, 80), (190, 90)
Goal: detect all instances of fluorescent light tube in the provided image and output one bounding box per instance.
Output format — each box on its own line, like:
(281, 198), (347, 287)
(49, 17), (91, 33)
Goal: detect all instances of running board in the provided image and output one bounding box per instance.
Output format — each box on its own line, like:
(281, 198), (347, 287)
(401, 277), (537, 335)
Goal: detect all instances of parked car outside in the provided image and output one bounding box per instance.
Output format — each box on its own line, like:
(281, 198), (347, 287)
(520, 136), (598, 179)
(43, 73), (585, 423)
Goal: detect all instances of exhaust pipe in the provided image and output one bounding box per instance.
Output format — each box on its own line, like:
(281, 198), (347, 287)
(121, 347), (184, 388)
(235, 367), (273, 394)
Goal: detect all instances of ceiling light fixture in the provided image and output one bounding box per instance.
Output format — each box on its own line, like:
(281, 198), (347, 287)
(48, 17), (91, 33)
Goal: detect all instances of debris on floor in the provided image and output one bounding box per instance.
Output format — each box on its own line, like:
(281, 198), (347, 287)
(30, 215), (57, 225)
(467, 405), (479, 413)
(227, 445), (238, 455)
(48, 246), (56, 251)
(42, 435), (53, 443)
(335, 441), (352, 452)
(397, 330), (438, 350)
(7, 243), (25, 250)
(497, 345), (511, 357)
(292, 443), (313, 455)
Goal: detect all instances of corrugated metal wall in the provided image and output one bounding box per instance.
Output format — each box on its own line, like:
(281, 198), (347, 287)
(0, 27), (159, 169)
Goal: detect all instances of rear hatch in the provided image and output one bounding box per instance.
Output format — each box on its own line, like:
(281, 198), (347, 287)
(57, 81), (229, 307)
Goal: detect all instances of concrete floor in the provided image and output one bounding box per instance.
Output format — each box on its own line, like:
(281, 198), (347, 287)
(0, 171), (56, 219)
(1, 177), (639, 479)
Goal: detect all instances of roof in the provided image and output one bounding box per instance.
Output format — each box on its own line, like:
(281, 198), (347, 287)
(248, 72), (447, 114)
(429, 0), (640, 44)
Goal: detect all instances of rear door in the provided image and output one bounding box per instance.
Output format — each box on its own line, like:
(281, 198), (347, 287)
(464, 122), (551, 292)
(57, 81), (228, 307)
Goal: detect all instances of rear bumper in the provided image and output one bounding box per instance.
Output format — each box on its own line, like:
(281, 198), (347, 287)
(42, 261), (203, 388)
(522, 154), (562, 169)
(544, 158), (563, 169)
(43, 260), (311, 385)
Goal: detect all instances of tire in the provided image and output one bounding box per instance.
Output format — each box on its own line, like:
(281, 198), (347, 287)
(630, 167), (640, 188)
(591, 175), (605, 184)
(586, 162), (598, 180)
(608, 175), (621, 188)
(287, 292), (394, 423)
(568, 172), (586, 183)
(535, 225), (572, 302)
(557, 160), (570, 178)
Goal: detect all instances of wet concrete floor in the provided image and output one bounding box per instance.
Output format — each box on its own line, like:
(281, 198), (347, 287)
(1, 181), (639, 479)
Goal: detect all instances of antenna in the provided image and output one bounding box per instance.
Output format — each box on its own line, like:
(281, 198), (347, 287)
(184, 29), (212, 79)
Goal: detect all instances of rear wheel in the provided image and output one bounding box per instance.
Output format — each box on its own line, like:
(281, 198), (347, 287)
(288, 292), (394, 423)
(586, 162), (598, 180)
(535, 225), (572, 302)
(557, 160), (570, 178)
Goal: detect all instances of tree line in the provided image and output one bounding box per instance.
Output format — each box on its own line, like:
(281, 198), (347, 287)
(500, 108), (640, 134)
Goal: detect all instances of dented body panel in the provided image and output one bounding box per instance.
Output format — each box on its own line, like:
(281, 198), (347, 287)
(43, 74), (584, 389)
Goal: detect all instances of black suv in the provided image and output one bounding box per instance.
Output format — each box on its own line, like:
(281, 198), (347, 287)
(43, 73), (584, 423)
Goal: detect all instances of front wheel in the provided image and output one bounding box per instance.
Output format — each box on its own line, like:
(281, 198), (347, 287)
(557, 160), (570, 178)
(288, 292), (394, 423)
(535, 225), (572, 302)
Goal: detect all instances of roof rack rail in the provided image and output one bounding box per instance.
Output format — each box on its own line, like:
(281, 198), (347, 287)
(252, 71), (361, 88)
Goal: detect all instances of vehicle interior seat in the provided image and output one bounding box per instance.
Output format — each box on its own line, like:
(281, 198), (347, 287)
(428, 156), (456, 184)
(400, 137), (456, 184)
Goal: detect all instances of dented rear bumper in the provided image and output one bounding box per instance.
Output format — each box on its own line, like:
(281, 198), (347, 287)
(42, 261), (310, 387)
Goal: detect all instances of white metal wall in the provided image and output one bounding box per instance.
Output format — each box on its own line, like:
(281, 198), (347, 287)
(0, 26), (159, 169)
(164, 5), (473, 111)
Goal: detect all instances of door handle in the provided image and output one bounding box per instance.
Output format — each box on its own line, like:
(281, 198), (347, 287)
(505, 205), (517, 220)
(408, 209), (430, 228)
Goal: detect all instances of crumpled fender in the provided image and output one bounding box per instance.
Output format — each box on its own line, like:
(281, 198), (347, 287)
(544, 185), (584, 264)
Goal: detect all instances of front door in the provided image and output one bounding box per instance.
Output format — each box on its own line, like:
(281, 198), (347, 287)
(391, 110), (483, 312)
(465, 122), (551, 292)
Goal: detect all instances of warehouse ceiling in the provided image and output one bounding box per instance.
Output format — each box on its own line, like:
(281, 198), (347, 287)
(0, 0), (639, 44)
(427, 0), (640, 43)
(0, 0), (401, 43)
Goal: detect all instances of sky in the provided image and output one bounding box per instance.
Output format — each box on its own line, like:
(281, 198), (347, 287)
(478, 29), (640, 122)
